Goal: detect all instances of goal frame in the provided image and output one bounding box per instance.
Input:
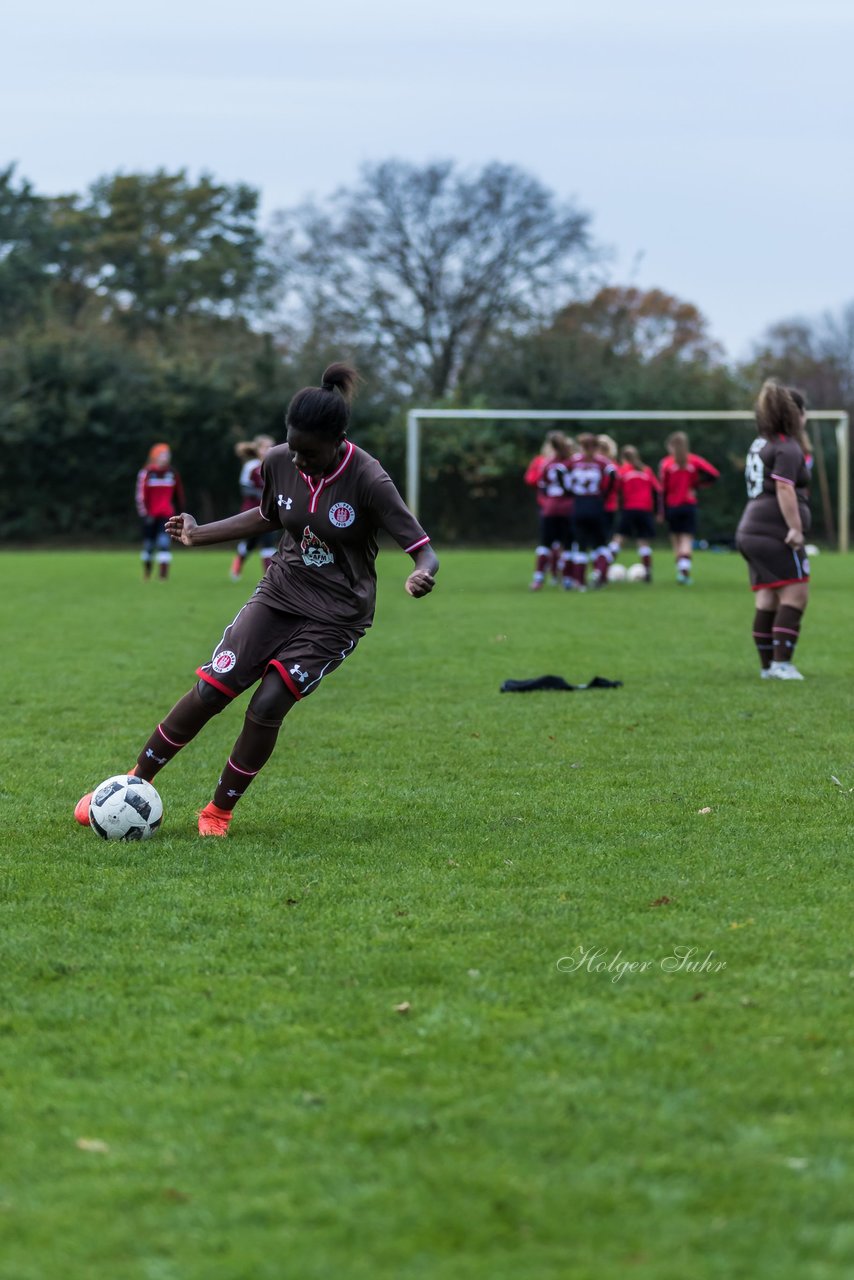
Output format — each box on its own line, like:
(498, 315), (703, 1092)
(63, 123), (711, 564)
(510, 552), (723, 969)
(405, 408), (850, 551)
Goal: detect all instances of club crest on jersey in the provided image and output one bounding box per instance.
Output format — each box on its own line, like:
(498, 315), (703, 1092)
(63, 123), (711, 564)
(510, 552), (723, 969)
(212, 649), (237, 674)
(328, 501), (356, 529)
(300, 525), (334, 567)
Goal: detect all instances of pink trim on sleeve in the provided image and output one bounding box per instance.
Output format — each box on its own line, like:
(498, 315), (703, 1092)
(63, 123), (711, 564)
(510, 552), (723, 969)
(771, 473), (795, 485)
(405, 535), (431, 554)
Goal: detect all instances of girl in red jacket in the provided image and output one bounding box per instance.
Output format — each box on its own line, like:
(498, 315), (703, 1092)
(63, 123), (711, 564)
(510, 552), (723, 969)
(658, 432), (719, 584)
(136, 443), (185, 580)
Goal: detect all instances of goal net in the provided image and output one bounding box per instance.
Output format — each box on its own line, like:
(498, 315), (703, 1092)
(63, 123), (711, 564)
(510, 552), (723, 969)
(404, 409), (850, 550)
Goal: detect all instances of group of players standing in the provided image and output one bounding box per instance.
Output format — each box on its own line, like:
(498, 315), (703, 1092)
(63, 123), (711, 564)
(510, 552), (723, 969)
(525, 382), (814, 680)
(526, 430), (720, 591)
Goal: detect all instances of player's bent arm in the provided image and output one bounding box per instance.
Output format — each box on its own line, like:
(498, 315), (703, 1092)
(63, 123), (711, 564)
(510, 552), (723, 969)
(405, 544), (439, 597)
(774, 481), (803, 547)
(166, 507), (274, 548)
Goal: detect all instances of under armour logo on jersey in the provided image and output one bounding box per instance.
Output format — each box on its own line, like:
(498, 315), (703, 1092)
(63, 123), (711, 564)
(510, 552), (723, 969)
(290, 663), (309, 683)
(277, 494), (293, 509)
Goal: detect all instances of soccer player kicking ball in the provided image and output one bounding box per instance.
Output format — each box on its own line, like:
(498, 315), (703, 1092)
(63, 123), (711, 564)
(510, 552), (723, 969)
(74, 364), (438, 836)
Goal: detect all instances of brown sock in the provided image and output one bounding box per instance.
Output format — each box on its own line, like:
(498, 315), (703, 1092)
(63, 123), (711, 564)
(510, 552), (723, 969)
(135, 687), (225, 781)
(752, 607), (775, 670)
(212, 717), (281, 811)
(772, 605), (803, 665)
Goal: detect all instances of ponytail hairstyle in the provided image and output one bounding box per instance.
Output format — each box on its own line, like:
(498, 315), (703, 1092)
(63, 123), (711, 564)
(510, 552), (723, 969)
(755, 379), (808, 448)
(546, 430), (574, 460)
(286, 363), (360, 440)
(787, 386), (811, 452)
(666, 431), (689, 466)
(577, 431), (598, 457)
(235, 433), (275, 462)
(620, 444), (643, 468)
(597, 434), (618, 460)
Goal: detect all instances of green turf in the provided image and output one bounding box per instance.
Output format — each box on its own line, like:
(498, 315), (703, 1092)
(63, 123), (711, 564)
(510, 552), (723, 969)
(1, 547), (852, 1280)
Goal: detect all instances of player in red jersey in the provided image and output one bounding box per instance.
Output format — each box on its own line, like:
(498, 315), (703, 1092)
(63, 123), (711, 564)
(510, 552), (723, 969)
(615, 445), (662, 582)
(564, 434), (617, 589)
(75, 364), (438, 837)
(229, 434), (276, 581)
(736, 381), (811, 680)
(135, 443), (185, 580)
(527, 431), (575, 589)
(658, 432), (719, 584)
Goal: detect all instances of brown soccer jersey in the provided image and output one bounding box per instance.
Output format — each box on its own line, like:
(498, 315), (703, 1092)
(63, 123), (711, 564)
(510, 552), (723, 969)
(254, 441), (430, 629)
(737, 435), (811, 537)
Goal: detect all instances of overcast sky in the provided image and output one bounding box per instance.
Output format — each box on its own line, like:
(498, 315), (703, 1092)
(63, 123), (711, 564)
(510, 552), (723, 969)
(5, 0), (853, 361)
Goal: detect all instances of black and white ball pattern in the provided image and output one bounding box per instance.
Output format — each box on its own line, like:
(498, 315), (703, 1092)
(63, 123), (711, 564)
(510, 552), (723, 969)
(89, 775), (163, 841)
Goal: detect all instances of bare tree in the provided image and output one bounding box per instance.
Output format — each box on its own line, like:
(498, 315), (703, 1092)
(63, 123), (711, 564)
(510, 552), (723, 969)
(270, 159), (593, 400)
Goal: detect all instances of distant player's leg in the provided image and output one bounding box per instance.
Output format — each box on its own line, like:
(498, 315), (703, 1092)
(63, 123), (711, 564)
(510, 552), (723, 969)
(638, 542), (653, 582)
(141, 518), (155, 579)
(676, 532), (693, 584)
(531, 545), (549, 590)
(155, 521), (172, 580)
(531, 514), (550, 590)
(770, 582), (809, 679)
(752, 588), (777, 675)
(231, 540), (249, 581)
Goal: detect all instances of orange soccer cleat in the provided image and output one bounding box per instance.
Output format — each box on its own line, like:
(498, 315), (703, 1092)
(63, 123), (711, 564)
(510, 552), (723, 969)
(198, 802), (233, 837)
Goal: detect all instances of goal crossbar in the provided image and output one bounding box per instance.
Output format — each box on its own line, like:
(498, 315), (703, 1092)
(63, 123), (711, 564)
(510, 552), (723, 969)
(405, 408), (850, 551)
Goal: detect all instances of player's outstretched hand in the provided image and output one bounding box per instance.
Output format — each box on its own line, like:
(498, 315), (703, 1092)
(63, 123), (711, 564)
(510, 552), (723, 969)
(166, 513), (198, 546)
(405, 570), (435, 598)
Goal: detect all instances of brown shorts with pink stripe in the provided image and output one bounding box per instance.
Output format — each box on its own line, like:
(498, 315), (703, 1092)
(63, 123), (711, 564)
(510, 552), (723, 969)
(197, 598), (364, 701)
(736, 532), (810, 591)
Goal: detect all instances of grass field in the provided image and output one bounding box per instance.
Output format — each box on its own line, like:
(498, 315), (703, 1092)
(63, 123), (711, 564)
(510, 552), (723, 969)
(1, 546), (853, 1280)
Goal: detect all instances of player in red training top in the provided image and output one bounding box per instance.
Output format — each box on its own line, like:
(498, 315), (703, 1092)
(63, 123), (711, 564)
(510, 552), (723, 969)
(229, 434), (277, 581)
(75, 364), (438, 838)
(658, 432), (719, 584)
(615, 445), (662, 582)
(526, 431), (575, 589)
(563, 433), (617, 589)
(135, 443), (185, 580)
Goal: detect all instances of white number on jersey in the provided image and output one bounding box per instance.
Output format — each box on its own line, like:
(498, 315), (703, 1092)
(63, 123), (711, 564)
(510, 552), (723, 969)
(745, 438), (765, 500)
(568, 464), (603, 496)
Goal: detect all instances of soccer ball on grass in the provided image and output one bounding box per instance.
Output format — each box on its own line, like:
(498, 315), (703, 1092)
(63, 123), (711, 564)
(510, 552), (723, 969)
(607, 563), (628, 583)
(88, 775), (163, 841)
(626, 563), (648, 582)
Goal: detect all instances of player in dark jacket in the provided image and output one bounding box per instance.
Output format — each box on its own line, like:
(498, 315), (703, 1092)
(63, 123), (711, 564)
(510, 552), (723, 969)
(75, 365), (439, 837)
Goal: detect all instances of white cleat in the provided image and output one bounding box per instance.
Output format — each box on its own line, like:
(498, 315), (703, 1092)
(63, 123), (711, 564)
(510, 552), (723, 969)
(766, 661), (805, 681)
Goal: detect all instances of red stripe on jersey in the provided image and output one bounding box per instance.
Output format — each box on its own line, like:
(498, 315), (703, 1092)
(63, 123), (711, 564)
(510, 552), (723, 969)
(267, 659), (304, 700)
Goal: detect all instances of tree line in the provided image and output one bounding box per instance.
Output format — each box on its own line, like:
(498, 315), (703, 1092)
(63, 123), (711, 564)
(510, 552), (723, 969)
(0, 161), (849, 543)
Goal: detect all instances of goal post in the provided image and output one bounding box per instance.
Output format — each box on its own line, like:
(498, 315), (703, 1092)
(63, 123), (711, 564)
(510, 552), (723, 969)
(405, 408), (850, 551)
